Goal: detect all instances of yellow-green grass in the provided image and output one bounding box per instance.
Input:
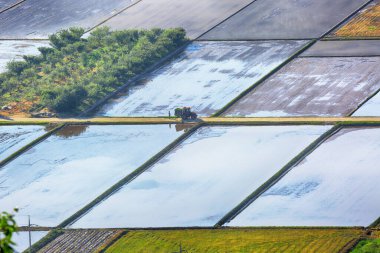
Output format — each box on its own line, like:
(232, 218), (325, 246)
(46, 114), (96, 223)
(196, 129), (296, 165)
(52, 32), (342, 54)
(334, 3), (380, 37)
(371, 230), (380, 238)
(105, 228), (363, 253)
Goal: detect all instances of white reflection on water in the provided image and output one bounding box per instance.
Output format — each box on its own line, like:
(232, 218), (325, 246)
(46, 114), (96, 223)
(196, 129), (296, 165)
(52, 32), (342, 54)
(354, 92), (380, 116)
(229, 127), (380, 227)
(72, 125), (330, 228)
(0, 125), (183, 227)
(0, 125), (46, 161)
(100, 41), (306, 116)
(0, 41), (49, 73)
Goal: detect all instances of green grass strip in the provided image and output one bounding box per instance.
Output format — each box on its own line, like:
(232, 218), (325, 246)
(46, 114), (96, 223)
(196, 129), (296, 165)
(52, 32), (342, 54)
(215, 125), (341, 227)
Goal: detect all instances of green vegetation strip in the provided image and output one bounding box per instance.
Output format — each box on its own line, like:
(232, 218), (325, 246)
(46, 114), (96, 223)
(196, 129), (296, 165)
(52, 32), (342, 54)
(24, 229), (64, 253)
(211, 39), (317, 117)
(104, 228), (363, 253)
(216, 125), (341, 227)
(58, 123), (205, 228)
(0, 123), (65, 167)
(351, 238), (380, 253)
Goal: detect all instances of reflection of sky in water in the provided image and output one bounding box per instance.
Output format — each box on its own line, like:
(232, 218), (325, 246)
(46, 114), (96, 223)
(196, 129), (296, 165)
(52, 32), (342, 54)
(0, 41), (49, 72)
(0, 125), (183, 227)
(354, 92), (380, 116)
(12, 231), (48, 253)
(100, 41), (306, 116)
(0, 125), (46, 161)
(263, 181), (320, 198)
(230, 127), (380, 227)
(72, 125), (330, 228)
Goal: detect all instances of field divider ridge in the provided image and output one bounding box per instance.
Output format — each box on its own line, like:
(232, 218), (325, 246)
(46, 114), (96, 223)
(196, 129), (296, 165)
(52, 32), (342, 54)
(215, 125), (341, 227)
(5, 117), (380, 125)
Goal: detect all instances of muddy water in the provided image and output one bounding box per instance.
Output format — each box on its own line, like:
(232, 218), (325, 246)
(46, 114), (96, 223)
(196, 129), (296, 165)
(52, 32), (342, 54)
(0, 125), (184, 227)
(225, 57), (380, 117)
(229, 127), (380, 227)
(71, 125), (330, 228)
(99, 41), (306, 117)
(0, 125), (47, 162)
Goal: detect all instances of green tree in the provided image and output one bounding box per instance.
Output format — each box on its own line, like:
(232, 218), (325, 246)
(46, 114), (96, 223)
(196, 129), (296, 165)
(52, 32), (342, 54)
(0, 210), (18, 253)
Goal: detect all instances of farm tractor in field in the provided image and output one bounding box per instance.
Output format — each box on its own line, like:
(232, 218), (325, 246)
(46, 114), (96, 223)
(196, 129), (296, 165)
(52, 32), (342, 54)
(174, 107), (197, 120)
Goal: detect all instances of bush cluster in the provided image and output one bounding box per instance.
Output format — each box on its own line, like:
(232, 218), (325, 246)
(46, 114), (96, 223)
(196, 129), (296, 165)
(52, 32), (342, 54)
(0, 27), (188, 114)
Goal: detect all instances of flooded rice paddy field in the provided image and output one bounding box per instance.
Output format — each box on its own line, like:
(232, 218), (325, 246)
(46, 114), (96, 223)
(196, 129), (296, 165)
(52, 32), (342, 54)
(228, 127), (380, 227)
(301, 40), (380, 57)
(201, 0), (369, 40)
(12, 231), (48, 253)
(99, 0), (254, 39)
(0, 125), (184, 227)
(0, 125), (47, 162)
(0, 0), (136, 39)
(71, 125), (330, 228)
(224, 57), (380, 117)
(353, 91), (380, 116)
(99, 41), (307, 117)
(0, 0), (20, 12)
(0, 40), (49, 73)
